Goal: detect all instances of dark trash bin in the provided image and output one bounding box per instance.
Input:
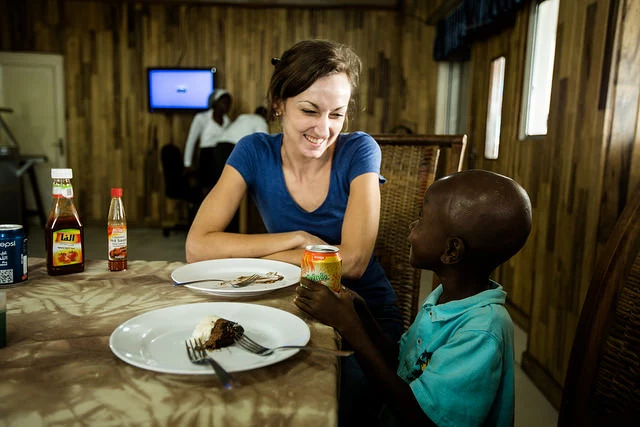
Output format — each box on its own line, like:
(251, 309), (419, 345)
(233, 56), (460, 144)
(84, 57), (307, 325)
(0, 145), (22, 224)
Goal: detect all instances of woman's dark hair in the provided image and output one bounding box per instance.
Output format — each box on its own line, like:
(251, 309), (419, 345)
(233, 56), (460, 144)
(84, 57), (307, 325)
(267, 39), (362, 128)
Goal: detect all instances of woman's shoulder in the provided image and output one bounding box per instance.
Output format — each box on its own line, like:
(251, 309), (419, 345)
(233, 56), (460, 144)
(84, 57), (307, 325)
(228, 133), (281, 180)
(233, 132), (281, 158)
(337, 131), (378, 148)
(237, 132), (280, 147)
(339, 131), (375, 144)
(337, 131), (380, 157)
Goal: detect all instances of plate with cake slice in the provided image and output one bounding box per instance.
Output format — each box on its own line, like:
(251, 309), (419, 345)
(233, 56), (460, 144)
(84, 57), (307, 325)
(171, 258), (301, 297)
(109, 302), (310, 374)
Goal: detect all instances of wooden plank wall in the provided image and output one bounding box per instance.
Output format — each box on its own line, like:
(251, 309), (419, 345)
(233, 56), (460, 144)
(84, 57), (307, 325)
(0, 0), (438, 226)
(465, 0), (640, 407)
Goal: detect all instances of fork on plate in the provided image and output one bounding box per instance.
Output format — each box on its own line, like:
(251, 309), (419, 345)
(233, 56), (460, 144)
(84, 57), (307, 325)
(174, 273), (261, 288)
(185, 338), (238, 389)
(234, 332), (353, 357)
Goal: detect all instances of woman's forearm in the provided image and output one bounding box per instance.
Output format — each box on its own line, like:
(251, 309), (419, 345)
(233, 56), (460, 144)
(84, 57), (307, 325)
(335, 244), (371, 279)
(185, 231), (307, 263)
(261, 248), (306, 265)
(186, 227), (373, 279)
(264, 244), (371, 278)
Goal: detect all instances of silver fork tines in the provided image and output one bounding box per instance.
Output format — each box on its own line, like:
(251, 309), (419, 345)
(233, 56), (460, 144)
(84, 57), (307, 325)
(235, 334), (271, 355)
(174, 273), (261, 288)
(185, 338), (238, 389)
(231, 273), (260, 288)
(234, 333), (353, 357)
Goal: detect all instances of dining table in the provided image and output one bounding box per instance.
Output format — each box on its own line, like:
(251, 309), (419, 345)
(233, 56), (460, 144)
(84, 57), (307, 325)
(0, 257), (341, 426)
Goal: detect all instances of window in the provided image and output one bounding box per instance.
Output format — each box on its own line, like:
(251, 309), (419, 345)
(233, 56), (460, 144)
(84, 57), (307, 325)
(520, 0), (560, 137)
(485, 56), (506, 160)
(435, 61), (470, 135)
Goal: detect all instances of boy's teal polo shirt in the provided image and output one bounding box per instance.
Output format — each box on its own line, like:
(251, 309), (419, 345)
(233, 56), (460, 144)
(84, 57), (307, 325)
(397, 281), (515, 426)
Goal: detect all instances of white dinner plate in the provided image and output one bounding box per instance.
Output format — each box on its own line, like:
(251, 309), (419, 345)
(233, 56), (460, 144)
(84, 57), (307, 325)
(171, 258), (300, 297)
(109, 302), (310, 374)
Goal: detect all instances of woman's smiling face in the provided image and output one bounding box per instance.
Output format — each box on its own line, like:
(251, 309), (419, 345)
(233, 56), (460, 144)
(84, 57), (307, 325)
(278, 72), (351, 159)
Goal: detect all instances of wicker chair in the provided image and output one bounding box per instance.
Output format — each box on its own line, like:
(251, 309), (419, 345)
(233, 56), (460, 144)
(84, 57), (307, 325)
(558, 183), (640, 425)
(372, 134), (467, 330)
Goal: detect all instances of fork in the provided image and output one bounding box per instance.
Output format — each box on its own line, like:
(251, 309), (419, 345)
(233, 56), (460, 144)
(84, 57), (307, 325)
(234, 333), (353, 357)
(174, 274), (260, 288)
(185, 338), (238, 389)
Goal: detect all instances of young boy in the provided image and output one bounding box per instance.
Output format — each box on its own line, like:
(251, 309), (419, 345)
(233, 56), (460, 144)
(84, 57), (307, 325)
(295, 169), (532, 426)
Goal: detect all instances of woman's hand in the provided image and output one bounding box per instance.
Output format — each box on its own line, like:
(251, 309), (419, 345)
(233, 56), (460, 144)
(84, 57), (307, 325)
(259, 231), (327, 265)
(295, 231), (328, 248)
(294, 277), (362, 333)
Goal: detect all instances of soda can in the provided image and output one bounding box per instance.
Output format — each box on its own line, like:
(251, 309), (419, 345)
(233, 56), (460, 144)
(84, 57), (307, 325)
(301, 245), (342, 293)
(0, 224), (28, 287)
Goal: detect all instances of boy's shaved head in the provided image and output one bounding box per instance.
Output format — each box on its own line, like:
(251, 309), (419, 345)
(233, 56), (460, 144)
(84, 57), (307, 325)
(426, 169), (532, 273)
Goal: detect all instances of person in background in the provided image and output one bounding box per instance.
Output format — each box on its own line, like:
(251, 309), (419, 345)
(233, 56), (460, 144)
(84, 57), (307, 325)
(183, 88), (232, 193)
(295, 169), (532, 426)
(217, 106), (269, 144)
(185, 39), (403, 425)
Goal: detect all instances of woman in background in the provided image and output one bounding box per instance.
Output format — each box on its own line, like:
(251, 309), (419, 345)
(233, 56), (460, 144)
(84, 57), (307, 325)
(186, 39), (402, 425)
(217, 105), (269, 145)
(183, 88), (232, 193)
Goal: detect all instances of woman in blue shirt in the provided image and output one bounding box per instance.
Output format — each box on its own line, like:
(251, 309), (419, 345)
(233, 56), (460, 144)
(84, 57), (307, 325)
(186, 39), (403, 424)
(186, 39), (399, 323)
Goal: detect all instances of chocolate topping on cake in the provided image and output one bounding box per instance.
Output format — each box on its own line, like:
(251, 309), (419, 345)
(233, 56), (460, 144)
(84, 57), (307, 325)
(192, 316), (244, 350)
(204, 319), (243, 350)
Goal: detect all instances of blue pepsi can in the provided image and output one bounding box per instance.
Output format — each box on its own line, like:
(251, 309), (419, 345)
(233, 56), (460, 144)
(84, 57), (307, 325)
(0, 224), (28, 286)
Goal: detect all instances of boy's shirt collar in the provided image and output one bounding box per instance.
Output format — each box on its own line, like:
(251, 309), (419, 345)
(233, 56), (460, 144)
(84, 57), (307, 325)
(422, 280), (507, 321)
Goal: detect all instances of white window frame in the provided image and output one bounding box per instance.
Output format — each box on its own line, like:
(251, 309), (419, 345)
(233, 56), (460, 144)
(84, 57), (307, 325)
(485, 56), (506, 160)
(519, 0), (560, 139)
(435, 61), (470, 134)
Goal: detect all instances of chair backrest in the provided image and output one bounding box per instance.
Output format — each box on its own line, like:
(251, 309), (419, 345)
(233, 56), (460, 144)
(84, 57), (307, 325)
(161, 143), (186, 200)
(372, 134), (467, 330)
(558, 183), (640, 425)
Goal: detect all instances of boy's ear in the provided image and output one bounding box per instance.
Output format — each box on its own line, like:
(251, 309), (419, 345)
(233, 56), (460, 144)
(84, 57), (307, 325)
(441, 237), (464, 264)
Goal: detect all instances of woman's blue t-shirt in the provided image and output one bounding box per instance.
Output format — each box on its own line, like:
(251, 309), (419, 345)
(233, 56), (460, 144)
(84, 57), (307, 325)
(227, 131), (397, 307)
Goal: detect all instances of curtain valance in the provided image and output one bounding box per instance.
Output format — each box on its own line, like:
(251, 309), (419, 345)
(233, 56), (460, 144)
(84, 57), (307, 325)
(433, 0), (528, 61)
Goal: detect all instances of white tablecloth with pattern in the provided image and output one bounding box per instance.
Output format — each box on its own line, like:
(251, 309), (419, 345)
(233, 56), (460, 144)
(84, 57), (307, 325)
(0, 258), (339, 426)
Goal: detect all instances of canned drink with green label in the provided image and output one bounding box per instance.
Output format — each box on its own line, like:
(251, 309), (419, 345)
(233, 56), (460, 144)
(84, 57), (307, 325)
(301, 245), (342, 293)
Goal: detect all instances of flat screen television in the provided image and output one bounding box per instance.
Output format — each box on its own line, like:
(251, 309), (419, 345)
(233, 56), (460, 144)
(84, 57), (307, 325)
(147, 67), (216, 112)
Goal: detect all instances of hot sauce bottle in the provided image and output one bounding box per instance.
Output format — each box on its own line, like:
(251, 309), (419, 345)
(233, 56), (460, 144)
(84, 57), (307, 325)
(107, 187), (127, 271)
(45, 168), (85, 276)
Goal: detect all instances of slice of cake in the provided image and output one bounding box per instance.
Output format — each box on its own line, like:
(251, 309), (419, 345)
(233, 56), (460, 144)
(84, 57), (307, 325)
(191, 315), (244, 350)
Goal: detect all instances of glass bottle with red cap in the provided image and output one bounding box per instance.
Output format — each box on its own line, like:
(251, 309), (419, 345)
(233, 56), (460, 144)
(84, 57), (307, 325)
(107, 188), (127, 271)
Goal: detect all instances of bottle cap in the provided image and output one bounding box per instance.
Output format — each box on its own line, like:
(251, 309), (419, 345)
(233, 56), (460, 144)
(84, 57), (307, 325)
(111, 188), (123, 198)
(51, 168), (73, 179)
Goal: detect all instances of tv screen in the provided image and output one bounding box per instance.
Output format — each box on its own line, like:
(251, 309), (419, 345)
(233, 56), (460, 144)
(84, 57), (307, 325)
(147, 67), (215, 112)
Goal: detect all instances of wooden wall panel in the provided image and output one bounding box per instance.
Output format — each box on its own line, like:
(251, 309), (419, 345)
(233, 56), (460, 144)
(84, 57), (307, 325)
(463, 0), (640, 408)
(0, 0), (438, 226)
